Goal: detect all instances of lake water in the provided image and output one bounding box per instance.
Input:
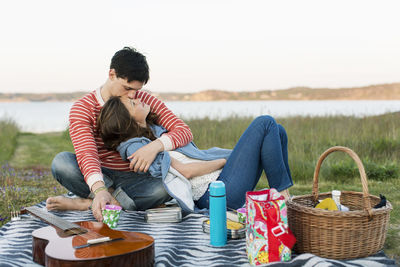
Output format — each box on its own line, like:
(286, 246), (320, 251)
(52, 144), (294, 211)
(0, 100), (399, 133)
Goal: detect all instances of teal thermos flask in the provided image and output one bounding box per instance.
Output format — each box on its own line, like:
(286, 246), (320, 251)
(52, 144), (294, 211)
(209, 181), (227, 246)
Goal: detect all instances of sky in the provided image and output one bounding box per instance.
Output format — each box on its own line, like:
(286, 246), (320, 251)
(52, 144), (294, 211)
(1, 0), (400, 94)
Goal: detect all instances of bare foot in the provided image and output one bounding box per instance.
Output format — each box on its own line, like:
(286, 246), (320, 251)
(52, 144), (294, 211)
(46, 196), (92, 211)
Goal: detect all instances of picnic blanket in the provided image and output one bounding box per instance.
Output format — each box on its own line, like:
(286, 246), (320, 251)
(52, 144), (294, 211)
(0, 202), (397, 267)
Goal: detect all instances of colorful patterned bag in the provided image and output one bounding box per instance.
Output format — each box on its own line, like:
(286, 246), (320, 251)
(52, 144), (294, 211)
(245, 188), (296, 265)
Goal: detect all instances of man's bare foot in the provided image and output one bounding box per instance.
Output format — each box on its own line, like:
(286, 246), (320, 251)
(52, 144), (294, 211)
(46, 196), (92, 211)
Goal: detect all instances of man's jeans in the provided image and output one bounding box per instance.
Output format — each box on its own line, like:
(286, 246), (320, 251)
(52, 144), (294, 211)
(196, 115), (293, 210)
(51, 152), (171, 210)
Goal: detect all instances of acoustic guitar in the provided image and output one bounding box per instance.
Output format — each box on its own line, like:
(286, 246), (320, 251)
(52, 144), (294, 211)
(22, 206), (154, 267)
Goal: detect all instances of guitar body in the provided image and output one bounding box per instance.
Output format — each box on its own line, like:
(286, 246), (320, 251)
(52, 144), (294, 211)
(31, 221), (154, 267)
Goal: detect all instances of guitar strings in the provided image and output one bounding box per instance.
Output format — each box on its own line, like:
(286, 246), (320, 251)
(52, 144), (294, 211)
(59, 220), (107, 240)
(26, 207), (109, 242)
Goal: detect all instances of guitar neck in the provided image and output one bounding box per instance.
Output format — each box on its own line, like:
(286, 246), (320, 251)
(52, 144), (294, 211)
(25, 206), (87, 235)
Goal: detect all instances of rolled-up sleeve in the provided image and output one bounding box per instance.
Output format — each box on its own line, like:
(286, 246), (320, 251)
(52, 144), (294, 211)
(117, 138), (166, 179)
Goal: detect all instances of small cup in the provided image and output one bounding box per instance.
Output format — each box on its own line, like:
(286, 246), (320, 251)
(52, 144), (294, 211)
(102, 204), (122, 229)
(237, 207), (246, 224)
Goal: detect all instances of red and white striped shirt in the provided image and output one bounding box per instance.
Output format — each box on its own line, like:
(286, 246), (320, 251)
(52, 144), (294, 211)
(69, 88), (193, 189)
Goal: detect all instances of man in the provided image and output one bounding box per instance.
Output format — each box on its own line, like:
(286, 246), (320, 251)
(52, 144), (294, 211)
(46, 47), (193, 222)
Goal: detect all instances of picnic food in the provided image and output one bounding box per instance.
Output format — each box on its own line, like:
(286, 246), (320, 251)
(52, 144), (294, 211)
(203, 219), (245, 239)
(205, 219), (244, 230)
(227, 220), (244, 230)
(315, 198), (338, 211)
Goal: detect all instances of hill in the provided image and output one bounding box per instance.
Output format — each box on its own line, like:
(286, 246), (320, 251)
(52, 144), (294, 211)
(1, 82), (400, 102)
(154, 83), (400, 101)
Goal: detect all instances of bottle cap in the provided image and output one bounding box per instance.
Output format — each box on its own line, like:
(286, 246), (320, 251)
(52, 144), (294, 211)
(332, 190), (341, 196)
(209, 181), (226, 197)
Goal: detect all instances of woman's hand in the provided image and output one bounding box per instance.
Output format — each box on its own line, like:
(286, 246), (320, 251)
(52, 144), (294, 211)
(128, 139), (164, 172)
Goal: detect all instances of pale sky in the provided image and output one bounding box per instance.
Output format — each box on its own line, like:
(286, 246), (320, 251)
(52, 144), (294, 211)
(1, 0), (399, 93)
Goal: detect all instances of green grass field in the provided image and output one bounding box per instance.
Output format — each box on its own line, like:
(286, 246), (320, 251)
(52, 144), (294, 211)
(0, 113), (399, 261)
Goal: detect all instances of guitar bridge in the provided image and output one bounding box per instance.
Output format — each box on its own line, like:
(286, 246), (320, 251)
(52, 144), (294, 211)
(73, 237), (124, 249)
(87, 237), (111, 245)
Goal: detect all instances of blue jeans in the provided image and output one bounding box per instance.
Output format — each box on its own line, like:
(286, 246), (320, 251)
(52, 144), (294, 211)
(51, 152), (171, 210)
(196, 115), (293, 210)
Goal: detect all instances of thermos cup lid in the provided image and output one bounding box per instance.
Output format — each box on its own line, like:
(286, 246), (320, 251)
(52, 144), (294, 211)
(209, 181), (226, 196)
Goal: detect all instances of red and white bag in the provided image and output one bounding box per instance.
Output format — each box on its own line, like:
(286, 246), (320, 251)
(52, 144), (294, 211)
(246, 188), (296, 265)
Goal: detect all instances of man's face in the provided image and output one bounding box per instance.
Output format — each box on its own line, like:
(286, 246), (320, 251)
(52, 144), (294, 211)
(109, 69), (144, 99)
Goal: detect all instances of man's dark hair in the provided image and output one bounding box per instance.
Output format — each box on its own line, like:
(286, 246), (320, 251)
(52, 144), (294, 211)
(110, 47), (149, 84)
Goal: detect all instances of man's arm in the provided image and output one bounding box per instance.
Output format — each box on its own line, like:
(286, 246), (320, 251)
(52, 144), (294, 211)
(69, 100), (103, 189)
(69, 99), (115, 222)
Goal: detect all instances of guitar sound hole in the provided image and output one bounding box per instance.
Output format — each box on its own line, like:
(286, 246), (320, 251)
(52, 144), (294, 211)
(64, 228), (88, 236)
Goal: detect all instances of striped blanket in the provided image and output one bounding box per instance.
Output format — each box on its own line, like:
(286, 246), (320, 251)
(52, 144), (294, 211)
(0, 202), (396, 267)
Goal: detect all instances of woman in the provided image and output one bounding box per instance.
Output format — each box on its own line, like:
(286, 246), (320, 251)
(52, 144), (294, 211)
(97, 96), (293, 212)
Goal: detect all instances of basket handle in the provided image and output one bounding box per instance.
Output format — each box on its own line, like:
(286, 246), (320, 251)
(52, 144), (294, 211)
(312, 146), (373, 217)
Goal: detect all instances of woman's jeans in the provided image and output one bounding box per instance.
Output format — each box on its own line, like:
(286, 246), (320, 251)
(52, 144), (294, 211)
(51, 152), (171, 210)
(196, 115), (293, 210)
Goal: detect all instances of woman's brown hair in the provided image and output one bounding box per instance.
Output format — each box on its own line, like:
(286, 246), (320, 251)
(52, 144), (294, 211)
(97, 96), (159, 150)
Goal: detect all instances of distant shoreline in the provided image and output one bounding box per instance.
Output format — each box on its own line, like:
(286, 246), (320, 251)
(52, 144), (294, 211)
(1, 82), (400, 102)
(2, 101), (400, 134)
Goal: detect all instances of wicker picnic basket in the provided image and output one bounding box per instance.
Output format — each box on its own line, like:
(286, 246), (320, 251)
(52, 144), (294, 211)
(287, 146), (392, 259)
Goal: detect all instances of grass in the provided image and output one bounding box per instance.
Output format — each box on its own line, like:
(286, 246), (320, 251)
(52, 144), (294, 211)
(0, 118), (19, 162)
(0, 126), (70, 224)
(189, 113), (400, 261)
(0, 163), (67, 220)
(10, 130), (73, 169)
(0, 113), (399, 262)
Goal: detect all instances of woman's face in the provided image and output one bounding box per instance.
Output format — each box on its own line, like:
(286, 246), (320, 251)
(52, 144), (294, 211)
(122, 97), (150, 126)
